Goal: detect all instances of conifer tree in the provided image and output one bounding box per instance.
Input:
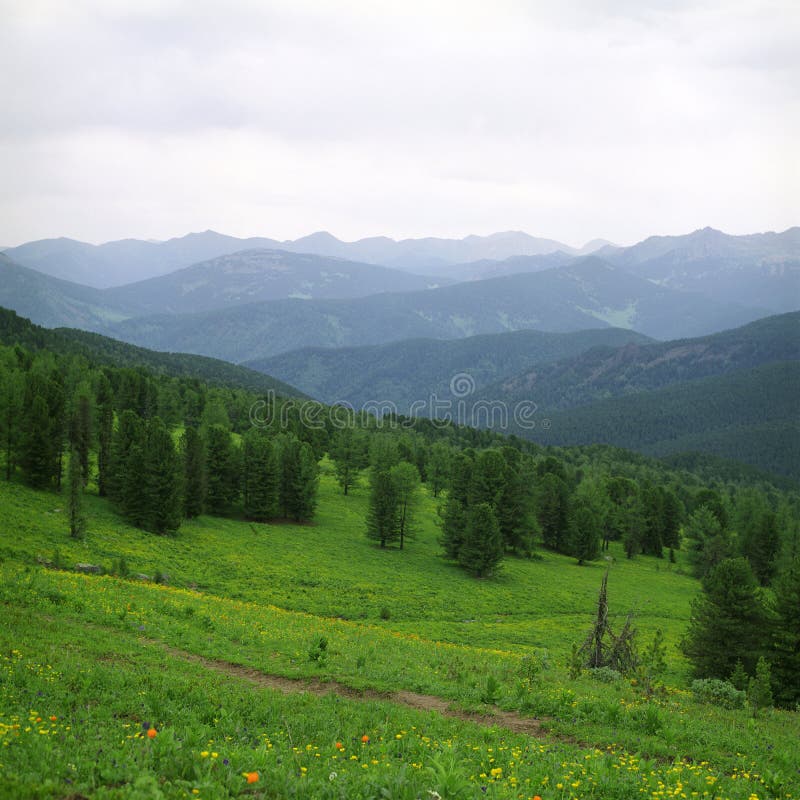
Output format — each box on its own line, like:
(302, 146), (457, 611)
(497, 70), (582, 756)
(181, 425), (207, 518)
(141, 417), (182, 535)
(366, 466), (399, 548)
(439, 451), (473, 560)
(0, 368), (23, 481)
(109, 410), (147, 525)
(390, 461), (420, 550)
(681, 557), (768, 679)
(747, 656), (774, 716)
(685, 505), (733, 578)
(771, 557), (800, 707)
(426, 441), (451, 498)
(95, 373), (114, 497)
(569, 498), (602, 565)
(243, 430), (279, 522)
(536, 472), (570, 553)
(279, 436), (318, 521)
(204, 424), (239, 514)
(21, 394), (54, 489)
(68, 385), (93, 485)
(66, 445), (87, 540)
(330, 426), (367, 495)
(459, 502), (503, 577)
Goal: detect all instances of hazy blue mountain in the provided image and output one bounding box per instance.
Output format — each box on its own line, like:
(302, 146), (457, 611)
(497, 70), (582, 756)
(0, 254), (132, 329)
(103, 249), (446, 314)
(3, 231), (284, 288)
(4, 229), (578, 286)
(598, 226), (800, 312)
(0, 307), (308, 399)
(243, 327), (653, 411)
(424, 251), (574, 281)
(107, 257), (767, 363)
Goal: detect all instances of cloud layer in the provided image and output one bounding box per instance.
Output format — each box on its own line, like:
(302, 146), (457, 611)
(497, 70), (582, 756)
(1, 0), (797, 246)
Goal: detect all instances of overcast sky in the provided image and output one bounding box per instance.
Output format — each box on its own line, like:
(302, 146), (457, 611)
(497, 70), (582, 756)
(0, 0), (797, 248)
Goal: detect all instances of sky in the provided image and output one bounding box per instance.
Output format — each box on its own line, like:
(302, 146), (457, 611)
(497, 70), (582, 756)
(0, 0), (797, 248)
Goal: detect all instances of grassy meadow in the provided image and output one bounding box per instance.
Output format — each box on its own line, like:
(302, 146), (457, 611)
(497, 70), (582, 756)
(1, 462), (798, 799)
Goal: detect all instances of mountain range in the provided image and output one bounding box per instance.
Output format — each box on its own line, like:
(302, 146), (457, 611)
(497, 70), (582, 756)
(106, 256), (767, 363)
(3, 230), (590, 288)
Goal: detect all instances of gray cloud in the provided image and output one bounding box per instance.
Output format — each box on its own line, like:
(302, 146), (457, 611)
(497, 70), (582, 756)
(0, 0), (797, 246)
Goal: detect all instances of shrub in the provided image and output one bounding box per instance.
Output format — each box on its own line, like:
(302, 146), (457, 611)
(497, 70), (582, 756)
(588, 666), (622, 683)
(691, 678), (746, 709)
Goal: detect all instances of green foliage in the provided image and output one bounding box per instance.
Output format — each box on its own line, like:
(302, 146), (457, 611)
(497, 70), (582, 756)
(278, 436), (319, 522)
(366, 467), (399, 548)
(681, 557), (768, 679)
(748, 656), (774, 716)
(66, 446), (87, 540)
(204, 424), (239, 515)
(536, 471), (570, 553)
(180, 425), (206, 518)
(329, 424), (368, 495)
(242, 429), (279, 522)
(771, 557), (800, 708)
(684, 504), (732, 578)
(458, 502), (504, 578)
(141, 417), (182, 536)
(690, 678), (747, 709)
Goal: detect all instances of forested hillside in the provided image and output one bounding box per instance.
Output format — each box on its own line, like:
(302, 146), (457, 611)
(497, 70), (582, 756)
(0, 307), (307, 398)
(245, 326), (652, 411)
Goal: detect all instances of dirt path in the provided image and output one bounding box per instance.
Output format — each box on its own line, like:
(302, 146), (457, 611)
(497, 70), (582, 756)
(154, 642), (549, 737)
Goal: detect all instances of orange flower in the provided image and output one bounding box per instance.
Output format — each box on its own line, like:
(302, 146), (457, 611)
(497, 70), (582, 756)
(533, 796), (543, 800)
(245, 771), (259, 784)
(49, 716), (57, 722)
(361, 734), (369, 743)
(147, 728), (158, 739)
(335, 741), (344, 750)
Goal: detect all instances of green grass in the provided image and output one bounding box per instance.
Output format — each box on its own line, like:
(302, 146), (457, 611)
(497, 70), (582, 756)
(1, 466), (798, 799)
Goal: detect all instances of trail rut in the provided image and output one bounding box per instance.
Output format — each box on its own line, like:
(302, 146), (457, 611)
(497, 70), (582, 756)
(152, 641), (550, 737)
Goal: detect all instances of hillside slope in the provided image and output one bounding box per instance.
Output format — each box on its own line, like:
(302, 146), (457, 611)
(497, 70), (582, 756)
(526, 362), (800, 479)
(0, 307), (307, 398)
(245, 327), (653, 411)
(477, 311), (800, 411)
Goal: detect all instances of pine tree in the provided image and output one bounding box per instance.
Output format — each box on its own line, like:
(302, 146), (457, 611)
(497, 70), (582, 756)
(95, 373), (114, 497)
(109, 410), (147, 525)
(684, 505), (733, 578)
(141, 417), (182, 535)
(639, 483), (665, 557)
(536, 472), (570, 553)
(20, 394), (54, 489)
(0, 368), (23, 481)
(390, 461), (420, 550)
(771, 557), (800, 708)
(737, 491), (780, 586)
(426, 441), (451, 498)
(495, 448), (535, 555)
(279, 436), (318, 521)
(181, 425), (207, 518)
(439, 451), (473, 560)
(330, 426), (367, 496)
(365, 467), (399, 548)
(747, 656), (774, 716)
(204, 424), (239, 514)
(569, 499), (602, 566)
(68, 386), (93, 485)
(243, 430), (279, 522)
(66, 446), (87, 540)
(458, 502), (503, 578)
(681, 557), (768, 679)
